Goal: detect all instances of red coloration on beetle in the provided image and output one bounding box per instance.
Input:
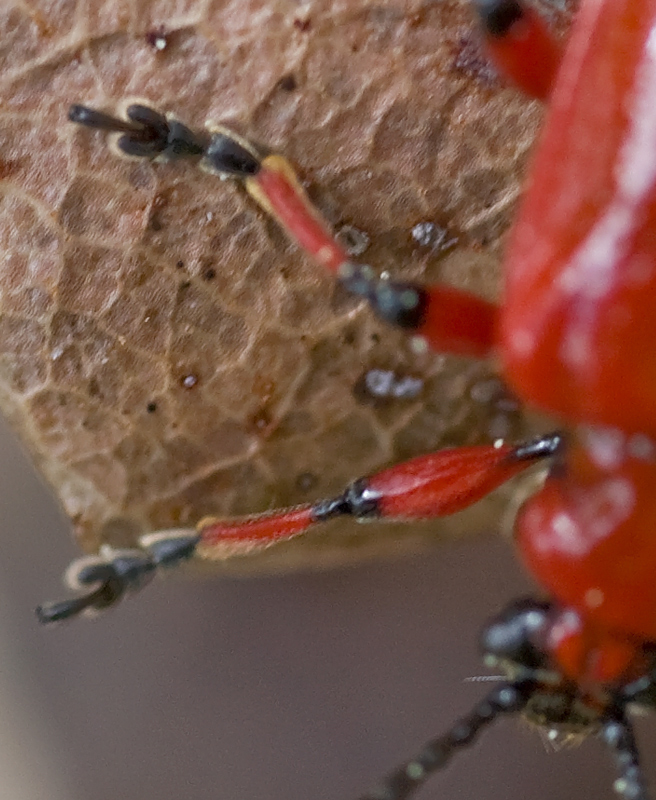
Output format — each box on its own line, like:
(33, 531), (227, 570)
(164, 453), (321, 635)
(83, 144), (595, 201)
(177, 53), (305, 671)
(196, 444), (531, 548)
(516, 438), (656, 683)
(250, 154), (497, 358)
(497, 0), (656, 687)
(415, 284), (497, 358)
(247, 155), (349, 273)
(195, 443), (534, 540)
(368, 443), (523, 518)
(201, 505), (315, 545)
(482, 4), (562, 99)
(502, 0), (656, 437)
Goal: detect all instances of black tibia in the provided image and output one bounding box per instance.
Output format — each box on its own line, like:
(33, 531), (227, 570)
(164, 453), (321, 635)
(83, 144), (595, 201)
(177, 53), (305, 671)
(358, 682), (533, 800)
(203, 130), (262, 176)
(338, 263), (428, 332)
(36, 530), (200, 624)
(312, 478), (381, 523)
(510, 431), (563, 463)
(473, 0), (524, 37)
(602, 711), (649, 800)
(68, 103), (206, 160)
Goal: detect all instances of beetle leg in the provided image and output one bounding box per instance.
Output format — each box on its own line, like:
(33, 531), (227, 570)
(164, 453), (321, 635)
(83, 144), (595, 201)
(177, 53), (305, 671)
(36, 530), (200, 623)
(196, 434), (561, 551)
(69, 103), (207, 160)
(601, 705), (648, 800)
(36, 422), (558, 620)
(68, 104), (498, 357)
(55, 102), (554, 613)
(473, 0), (562, 99)
(602, 710), (648, 800)
(204, 127), (498, 358)
(358, 681), (534, 800)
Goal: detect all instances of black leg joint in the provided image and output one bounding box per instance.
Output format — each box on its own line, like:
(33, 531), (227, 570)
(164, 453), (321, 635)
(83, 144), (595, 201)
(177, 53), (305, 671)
(510, 431), (564, 463)
(372, 282), (428, 331)
(474, 0), (524, 37)
(161, 119), (207, 159)
(204, 131), (262, 176)
(140, 531), (202, 566)
(338, 264), (428, 332)
(311, 478), (381, 523)
(109, 550), (157, 591)
(479, 596), (553, 672)
(118, 105), (207, 160)
(311, 495), (352, 523)
(344, 478), (381, 519)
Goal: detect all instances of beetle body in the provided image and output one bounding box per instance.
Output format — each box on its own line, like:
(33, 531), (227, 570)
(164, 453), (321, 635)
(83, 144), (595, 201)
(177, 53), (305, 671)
(503, 0), (656, 435)
(502, 0), (656, 687)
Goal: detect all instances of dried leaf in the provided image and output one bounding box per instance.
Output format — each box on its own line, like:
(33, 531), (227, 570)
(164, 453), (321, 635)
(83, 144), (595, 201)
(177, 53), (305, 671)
(0, 0), (570, 572)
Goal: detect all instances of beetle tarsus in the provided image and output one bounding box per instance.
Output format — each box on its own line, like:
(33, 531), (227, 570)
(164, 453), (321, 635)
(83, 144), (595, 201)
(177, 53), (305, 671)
(36, 529), (200, 623)
(510, 431), (564, 463)
(68, 102), (206, 160)
(139, 530), (202, 566)
(36, 580), (123, 624)
(203, 129), (262, 176)
(473, 0), (524, 37)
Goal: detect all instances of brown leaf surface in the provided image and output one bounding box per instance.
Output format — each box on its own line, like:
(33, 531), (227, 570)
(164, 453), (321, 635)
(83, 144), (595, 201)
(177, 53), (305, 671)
(0, 0), (570, 572)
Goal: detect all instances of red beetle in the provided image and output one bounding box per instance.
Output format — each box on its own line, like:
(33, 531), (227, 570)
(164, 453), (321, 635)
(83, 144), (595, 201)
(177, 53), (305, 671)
(38, 1), (656, 798)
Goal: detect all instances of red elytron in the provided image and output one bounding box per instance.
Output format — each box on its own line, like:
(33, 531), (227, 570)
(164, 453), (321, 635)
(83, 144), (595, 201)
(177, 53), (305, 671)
(37, 1), (656, 798)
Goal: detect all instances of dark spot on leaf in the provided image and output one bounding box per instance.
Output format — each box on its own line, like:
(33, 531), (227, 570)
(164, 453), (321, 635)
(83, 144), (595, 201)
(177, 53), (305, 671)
(277, 74), (297, 92)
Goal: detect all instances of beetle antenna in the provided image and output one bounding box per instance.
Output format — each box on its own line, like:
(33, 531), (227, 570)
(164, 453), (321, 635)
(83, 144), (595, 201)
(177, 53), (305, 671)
(358, 681), (534, 800)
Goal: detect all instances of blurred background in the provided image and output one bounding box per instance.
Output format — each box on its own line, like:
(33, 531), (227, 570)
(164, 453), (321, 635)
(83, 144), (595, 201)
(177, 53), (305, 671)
(0, 413), (653, 800)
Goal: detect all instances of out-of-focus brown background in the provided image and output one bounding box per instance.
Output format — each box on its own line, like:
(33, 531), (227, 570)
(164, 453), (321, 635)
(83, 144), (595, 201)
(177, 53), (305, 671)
(2, 414), (654, 800)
